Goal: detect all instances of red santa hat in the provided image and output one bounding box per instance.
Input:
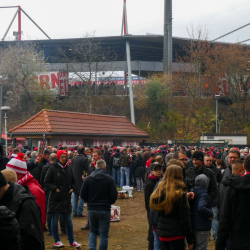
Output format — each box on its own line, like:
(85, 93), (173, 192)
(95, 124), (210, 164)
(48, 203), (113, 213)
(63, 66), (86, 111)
(6, 153), (27, 175)
(34, 147), (38, 151)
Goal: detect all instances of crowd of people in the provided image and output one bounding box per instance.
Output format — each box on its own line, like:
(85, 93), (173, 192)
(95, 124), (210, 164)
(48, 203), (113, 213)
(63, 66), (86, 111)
(0, 142), (249, 249)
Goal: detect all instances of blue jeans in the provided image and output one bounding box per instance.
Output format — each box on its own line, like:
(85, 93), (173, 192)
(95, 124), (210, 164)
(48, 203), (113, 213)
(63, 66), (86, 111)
(88, 210), (111, 250)
(153, 230), (164, 250)
(51, 212), (74, 244)
(73, 192), (84, 215)
(120, 166), (130, 187)
(112, 168), (120, 187)
(212, 206), (218, 239)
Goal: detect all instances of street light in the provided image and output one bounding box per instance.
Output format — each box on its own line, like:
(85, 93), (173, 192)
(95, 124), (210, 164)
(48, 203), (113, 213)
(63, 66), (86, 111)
(214, 95), (220, 133)
(1, 106), (10, 156)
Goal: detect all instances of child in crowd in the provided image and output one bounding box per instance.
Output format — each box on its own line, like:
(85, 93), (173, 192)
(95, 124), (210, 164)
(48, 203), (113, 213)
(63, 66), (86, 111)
(191, 174), (213, 250)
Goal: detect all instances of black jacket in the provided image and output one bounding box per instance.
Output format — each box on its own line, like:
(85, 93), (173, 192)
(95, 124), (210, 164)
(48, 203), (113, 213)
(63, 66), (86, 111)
(0, 183), (45, 250)
(156, 193), (194, 245)
(30, 159), (47, 185)
(71, 154), (89, 193)
(186, 166), (218, 204)
(40, 163), (54, 193)
(222, 165), (232, 179)
(191, 186), (213, 231)
(144, 175), (159, 219)
(44, 160), (76, 213)
(110, 152), (121, 169)
(0, 206), (20, 250)
(80, 168), (117, 211)
(206, 164), (222, 184)
(0, 144), (9, 171)
(217, 174), (240, 221)
(216, 174), (250, 250)
(133, 156), (144, 177)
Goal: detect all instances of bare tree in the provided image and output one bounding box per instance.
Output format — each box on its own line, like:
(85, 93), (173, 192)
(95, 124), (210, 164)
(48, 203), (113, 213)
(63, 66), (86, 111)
(58, 33), (118, 113)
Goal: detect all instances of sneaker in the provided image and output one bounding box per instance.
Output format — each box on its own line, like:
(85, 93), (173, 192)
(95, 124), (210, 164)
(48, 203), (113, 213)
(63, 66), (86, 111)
(81, 224), (90, 230)
(54, 241), (64, 248)
(70, 241), (81, 248)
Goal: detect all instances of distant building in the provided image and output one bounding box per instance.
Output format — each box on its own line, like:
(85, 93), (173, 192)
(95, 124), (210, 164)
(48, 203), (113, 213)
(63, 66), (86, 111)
(200, 133), (247, 146)
(9, 109), (149, 147)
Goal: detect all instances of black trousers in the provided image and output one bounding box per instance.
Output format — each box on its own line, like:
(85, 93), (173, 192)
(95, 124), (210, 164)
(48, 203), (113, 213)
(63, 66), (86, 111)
(161, 239), (185, 250)
(147, 223), (154, 250)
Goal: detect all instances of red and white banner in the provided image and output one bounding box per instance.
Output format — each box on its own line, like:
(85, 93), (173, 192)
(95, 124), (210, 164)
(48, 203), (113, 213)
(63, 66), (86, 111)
(94, 140), (113, 147)
(59, 139), (83, 146)
(122, 141), (139, 147)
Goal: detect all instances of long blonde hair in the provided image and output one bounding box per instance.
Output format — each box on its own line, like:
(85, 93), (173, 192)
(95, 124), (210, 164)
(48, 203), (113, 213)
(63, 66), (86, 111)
(150, 164), (186, 214)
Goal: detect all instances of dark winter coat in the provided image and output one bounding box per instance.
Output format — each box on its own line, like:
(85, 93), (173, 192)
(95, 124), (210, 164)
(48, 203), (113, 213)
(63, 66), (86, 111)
(119, 152), (131, 167)
(186, 165), (218, 204)
(103, 150), (112, 175)
(222, 165), (232, 179)
(0, 206), (20, 250)
(216, 174), (250, 250)
(30, 158), (47, 185)
(156, 193), (194, 245)
(186, 159), (194, 169)
(206, 164), (222, 185)
(144, 174), (160, 219)
(191, 186), (213, 231)
(0, 182), (45, 250)
(133, 156), (145, 177)
(217, 174), (240, 221)
(110, 152), (121, 169)
(40, 163), (54, 193)
(71, 154), (89, 193)
(27, 157), (37, 171)
(0, 144), (9, 171)
(80, 168), (117, 211)
(44, 160), (76, 213)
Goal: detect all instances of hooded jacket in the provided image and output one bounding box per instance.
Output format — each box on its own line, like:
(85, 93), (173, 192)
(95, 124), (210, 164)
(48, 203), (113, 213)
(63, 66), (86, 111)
(222, 164), (232, 179)
(109, 151), (121, 169)
(0, 183), (45, 250)
(18, 173), (46, 231)
(217, 173), (240, 220)
(80, 168), (118, 211)
(0, 144), (9, 171)
(191, 186), (213, 231)
(216, 174), (250, 250)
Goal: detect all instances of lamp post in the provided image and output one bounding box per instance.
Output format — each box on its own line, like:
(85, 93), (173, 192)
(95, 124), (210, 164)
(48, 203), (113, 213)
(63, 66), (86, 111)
(214, 95), (220, 133)
(1, 106), (10, 157)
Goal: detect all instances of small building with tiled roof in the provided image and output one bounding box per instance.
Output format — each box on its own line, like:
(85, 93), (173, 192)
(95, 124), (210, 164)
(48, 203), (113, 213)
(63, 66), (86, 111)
(8, 109), (149, 147)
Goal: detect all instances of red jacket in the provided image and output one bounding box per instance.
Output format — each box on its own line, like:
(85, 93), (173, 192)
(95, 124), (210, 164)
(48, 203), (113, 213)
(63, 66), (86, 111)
(18, 173), (46, 231)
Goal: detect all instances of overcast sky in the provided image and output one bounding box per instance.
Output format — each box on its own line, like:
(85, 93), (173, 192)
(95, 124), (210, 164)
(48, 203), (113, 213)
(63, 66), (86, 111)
(0, 0), (249, 44)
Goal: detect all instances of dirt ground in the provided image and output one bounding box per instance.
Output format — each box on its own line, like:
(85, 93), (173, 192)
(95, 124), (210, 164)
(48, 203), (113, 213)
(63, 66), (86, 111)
(44, 191), (215, 249)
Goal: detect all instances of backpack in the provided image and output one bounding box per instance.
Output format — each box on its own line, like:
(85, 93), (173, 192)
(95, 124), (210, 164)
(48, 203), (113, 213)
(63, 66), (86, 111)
(0, 206), (20, 249)
(113, 157), (120, 168)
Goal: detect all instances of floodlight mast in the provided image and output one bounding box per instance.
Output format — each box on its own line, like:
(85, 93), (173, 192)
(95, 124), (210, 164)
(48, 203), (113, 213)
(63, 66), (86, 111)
(0, 5), (51, 41)
(121, 0), (135, 125)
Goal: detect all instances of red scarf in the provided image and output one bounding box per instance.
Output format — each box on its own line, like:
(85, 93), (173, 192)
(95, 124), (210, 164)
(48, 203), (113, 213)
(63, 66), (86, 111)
(148, 173), (160, 181)
(17, 172), (33, 186)
(245, 172), (250, 175)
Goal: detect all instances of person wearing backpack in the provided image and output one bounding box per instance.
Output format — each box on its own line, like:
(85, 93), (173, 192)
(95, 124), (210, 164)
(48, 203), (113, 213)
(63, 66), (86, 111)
(120, 148), (131, 187)
(110, 148), (121, 187)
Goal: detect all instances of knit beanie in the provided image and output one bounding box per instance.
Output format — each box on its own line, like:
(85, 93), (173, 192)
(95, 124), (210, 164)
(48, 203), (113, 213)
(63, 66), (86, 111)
(195, 174), (209, 189)
(0, 171), (7, 187)
(6, 153), (27, 175)
(192, 151), (204, 162)
(57, 150), (69, 160)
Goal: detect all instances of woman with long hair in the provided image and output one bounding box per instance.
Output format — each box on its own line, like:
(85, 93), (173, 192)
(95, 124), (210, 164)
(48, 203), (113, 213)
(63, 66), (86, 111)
(150, 165), (194, 250)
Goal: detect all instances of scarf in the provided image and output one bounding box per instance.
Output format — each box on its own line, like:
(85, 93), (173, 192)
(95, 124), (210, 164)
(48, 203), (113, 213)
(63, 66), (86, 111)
(194, 165), (205, 174)
(58, 161), (68, 169)
(17, 172), (33, 186)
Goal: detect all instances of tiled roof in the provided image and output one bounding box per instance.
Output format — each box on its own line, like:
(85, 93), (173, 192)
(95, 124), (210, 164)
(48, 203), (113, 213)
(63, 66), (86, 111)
(9, 110), (149, 138)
